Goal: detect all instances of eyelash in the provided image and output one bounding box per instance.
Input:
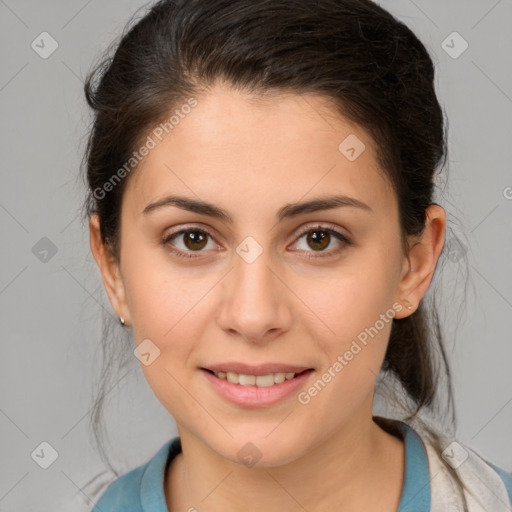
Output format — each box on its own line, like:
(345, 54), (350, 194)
(162, 224), (352, 260)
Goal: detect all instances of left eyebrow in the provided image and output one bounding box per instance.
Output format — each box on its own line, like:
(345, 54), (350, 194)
(141, 194), (373, 221)
(277, 195), (373, 220)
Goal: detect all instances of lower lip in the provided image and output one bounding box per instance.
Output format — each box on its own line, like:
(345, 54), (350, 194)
(201, 369), (314, 408)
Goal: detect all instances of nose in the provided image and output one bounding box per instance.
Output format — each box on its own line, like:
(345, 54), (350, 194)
(216, 246), (293, 344)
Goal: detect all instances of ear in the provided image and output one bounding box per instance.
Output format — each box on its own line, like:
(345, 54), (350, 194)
(89, 214), (131, 327)
(394, 204), (446, 319)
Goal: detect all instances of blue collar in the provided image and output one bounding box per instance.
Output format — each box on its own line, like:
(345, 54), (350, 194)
(395, 420), (431, 512)
(135, 419), (431, 511)
(140, 437), (181, 510)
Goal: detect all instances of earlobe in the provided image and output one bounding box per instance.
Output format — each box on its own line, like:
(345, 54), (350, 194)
(89, 214), (131, 327)
(395, 205), (446, 319)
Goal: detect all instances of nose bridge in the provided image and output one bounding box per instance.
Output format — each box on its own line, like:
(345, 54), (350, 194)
(217, 238), (291, 342)
(235, 245), (275, 300)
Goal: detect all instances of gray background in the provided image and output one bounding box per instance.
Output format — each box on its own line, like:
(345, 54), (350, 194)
(0, 0), (511, 510)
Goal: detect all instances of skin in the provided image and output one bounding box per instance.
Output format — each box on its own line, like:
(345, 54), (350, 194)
(90, 84), (446, 511)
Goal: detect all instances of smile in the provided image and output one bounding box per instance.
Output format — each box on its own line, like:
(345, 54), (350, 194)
(201, 367), (314, 408)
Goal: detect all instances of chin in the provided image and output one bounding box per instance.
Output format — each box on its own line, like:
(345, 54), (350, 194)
(204, 428), (308, 469)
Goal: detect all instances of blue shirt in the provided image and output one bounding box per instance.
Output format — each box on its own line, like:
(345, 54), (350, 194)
(91, 420), (512, 511)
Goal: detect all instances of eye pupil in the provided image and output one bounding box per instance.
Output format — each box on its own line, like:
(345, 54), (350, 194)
(307, 230), (330, 251)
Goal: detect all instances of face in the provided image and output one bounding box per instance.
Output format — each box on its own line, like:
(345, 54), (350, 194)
(99, 85), (416, 466)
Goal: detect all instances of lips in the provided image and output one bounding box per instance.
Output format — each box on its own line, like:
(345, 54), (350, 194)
(201, 365), (315, 408)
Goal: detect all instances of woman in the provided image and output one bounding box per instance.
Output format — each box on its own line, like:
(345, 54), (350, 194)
(83, 0), (512, 510)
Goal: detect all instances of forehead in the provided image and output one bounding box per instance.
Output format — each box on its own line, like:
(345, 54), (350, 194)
(124, 85), (396, 219)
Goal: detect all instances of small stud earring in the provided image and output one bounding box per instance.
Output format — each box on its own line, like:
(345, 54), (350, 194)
(119, 316), (126, 326)
(402, 299), (414, 310)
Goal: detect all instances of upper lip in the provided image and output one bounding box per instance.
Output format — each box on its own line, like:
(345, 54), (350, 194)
(203, 363), (313, 376)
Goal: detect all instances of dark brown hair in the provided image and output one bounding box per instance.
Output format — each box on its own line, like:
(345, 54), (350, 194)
(82, 0), (464, 486)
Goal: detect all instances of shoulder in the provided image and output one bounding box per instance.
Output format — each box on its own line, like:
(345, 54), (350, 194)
(456, 446), (512, 511)
(410, 424), (512, 511)
(91, 437), (180, 512)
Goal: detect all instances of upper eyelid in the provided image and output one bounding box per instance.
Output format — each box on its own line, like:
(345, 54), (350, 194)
(164, 223), (222, 244)
(294, 223), (348, 238)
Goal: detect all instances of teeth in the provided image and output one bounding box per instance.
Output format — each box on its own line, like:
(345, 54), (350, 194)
(255, 374), (274, 387)
(274, 373), (286, 384)
(226, 371), (238, 384)
(239, 374), (256, 385)
(214, 371), (297, 386)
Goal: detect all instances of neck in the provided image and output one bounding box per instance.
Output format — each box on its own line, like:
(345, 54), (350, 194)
(166, 414), (405, 512)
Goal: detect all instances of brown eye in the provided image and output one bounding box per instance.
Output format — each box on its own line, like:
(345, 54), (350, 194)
(181, 230), (208, 250)
(163, 228), (217, 259)
(291, 225), (352, 259)
(306, 229), (331, 251)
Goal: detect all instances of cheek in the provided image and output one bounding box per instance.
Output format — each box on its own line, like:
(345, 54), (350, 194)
(307, 250), (399, 346)
(121, 238), (207, 338)
(122, 257), (205, 420)
(300, 249), (399, 395)
(120, 239), (219, 390)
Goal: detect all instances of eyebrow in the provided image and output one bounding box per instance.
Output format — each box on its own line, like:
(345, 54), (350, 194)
(142, 194), (372, 222)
